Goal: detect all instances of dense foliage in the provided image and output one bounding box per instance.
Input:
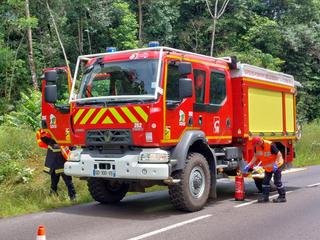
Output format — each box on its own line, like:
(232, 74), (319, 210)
(0, 0), (319, 122)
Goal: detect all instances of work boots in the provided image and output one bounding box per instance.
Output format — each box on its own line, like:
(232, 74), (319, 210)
(257, 185), (270, 203)
(273, 184), (286, 203)
(257, 195), (269, 203)
(273, 195), (286, 203)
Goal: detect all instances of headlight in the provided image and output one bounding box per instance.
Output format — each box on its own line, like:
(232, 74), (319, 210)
(68, 149), (82, 162)
(139, 150), (169, 163)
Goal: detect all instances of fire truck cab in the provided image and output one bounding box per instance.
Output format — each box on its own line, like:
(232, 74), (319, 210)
(42, 46), (298, 212)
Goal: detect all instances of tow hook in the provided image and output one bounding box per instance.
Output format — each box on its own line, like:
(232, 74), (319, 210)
(163, 177), (181, 185)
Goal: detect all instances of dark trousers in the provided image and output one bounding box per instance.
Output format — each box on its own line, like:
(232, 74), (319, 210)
(262, 166), (286, 198)
(51, 172), (76, 198)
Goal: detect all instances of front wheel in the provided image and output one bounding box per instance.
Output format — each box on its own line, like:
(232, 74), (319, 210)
(87, 178), (129, 204)
(169, 152), (211, 212)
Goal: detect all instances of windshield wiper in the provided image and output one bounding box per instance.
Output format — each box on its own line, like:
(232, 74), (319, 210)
(77, 99), (107, 106)
(109, 98), (146, 104)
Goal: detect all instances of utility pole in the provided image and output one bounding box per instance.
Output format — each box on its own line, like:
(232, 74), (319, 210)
(25, 0), (38, 90)
(205, 0), (229, 56)
(138, 0), (143, 46)
(85, 29), (92, 53)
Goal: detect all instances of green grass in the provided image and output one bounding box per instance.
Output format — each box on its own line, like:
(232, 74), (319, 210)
(294, 120), (320, 167)
(0, 158), (166, 217)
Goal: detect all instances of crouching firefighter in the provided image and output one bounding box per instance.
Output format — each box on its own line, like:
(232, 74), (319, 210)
(243, 137), (286, 203)
(36, 129), (76, 200)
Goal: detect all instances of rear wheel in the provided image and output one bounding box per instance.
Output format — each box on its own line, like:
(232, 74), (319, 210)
(169, 152), (211, 212)
(87, 178), (129, 204)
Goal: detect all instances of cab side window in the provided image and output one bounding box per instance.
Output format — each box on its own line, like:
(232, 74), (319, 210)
(56, 71), (69, 105)
(166, 62), (180, 101)
(210, 71), (226, 105)
(194, 69), (206, 104)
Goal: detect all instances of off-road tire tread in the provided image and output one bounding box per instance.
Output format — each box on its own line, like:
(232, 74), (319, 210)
(87, 178), (129, 204)
(169, 152), (210, 212)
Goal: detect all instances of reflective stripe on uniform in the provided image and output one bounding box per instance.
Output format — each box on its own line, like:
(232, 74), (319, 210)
(264, 152), (271, 157)
(48, 145), (61, 153)
(55, 168), (64, 174)
(43, 166), (50, 173)
(256, 151), (263, 156)
(60, 146), (70, 160)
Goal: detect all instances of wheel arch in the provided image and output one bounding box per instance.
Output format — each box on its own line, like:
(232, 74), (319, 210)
(171, 130), (215, 172)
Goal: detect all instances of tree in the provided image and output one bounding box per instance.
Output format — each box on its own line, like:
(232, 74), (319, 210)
(25, 0), (38, 90)
(205, 0), (229, 56)
(137, 0), (143, 45)
(109, 1), (138, 50)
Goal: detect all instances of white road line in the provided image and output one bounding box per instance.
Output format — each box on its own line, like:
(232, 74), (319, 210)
(234, 191), (293, 208)
(307, 182), (320, 188)
(282, 168), (306, 175)
(127, 214), (212, 240)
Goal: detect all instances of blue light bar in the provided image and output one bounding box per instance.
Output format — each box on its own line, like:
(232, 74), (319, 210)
(148, 41), (160, 47)
(106, 47), (117, 53)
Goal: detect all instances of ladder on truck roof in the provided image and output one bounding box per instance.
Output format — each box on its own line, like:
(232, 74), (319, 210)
(230, 63), (296, 88)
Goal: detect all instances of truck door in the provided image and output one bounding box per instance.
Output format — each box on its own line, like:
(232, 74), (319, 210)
(205, 68), (232, 144)
(192, 65), (209, 133)
(41, 67), (72, 145)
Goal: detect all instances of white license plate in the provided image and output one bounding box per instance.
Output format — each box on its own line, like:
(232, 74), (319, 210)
(93, 169), (116, 177)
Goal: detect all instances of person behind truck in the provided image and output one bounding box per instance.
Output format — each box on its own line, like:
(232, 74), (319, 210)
(36, 130), (76, 201)
(243, 137), (286, 203)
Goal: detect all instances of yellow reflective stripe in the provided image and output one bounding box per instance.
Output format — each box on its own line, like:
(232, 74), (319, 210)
(109, 108), (126, 123)
(80, 109), (96, 125)
(48, 146), (61, 152)
(74, 109), (85, 124)
(102, 116), (113, 124)
(55, 168), (64, 174)
(91, 108), (107, 124)
(134, 106), (148, 122)
(206, 136), (232, 140)
(43, 166), (50, 172)
(121, 107), (138, 123)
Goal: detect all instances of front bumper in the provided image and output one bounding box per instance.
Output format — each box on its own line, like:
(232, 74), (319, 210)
(64, 149), (170, 180)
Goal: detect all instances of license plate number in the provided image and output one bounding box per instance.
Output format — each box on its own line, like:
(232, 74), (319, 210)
(93, 169), (116, 177)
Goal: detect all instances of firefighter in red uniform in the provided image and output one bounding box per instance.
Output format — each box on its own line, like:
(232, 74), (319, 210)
(243, 137), (286, 203)
(36, 130), (76, 200)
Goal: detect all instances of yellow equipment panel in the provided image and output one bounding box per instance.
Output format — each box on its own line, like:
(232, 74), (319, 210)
(248, 88), (283, 133)
(285, 93), (295, 132)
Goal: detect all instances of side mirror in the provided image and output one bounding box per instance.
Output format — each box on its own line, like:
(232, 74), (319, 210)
(45, 85), (57, 103)
(179, 78), (192, 99)
(178, 62), (192, 75)
(45, 71), (58, 83)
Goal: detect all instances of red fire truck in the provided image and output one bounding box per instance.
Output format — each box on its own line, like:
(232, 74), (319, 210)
(42, 45), (298, 211)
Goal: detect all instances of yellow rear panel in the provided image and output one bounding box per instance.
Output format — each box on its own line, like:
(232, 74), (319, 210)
(285, 93), (295, 132)
(248, 88), (283, 133)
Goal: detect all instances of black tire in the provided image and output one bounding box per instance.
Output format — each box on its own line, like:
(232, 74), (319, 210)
(253, 178), (277, 192)
(168, 152), (211, 212)
(87, 178), (129, 204)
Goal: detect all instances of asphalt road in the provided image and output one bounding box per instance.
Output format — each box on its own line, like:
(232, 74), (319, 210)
(1, 165), (320, 240)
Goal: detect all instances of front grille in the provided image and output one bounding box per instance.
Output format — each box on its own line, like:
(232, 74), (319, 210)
(86, 129), (132, 146)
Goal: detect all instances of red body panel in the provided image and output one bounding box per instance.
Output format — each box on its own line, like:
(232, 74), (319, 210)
(41, 67), (72, 145)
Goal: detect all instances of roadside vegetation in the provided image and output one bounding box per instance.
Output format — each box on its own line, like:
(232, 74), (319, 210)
(294, 120), (320, 167)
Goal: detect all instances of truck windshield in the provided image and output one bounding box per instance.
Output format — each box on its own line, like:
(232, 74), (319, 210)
(78, 59), (158, 100)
